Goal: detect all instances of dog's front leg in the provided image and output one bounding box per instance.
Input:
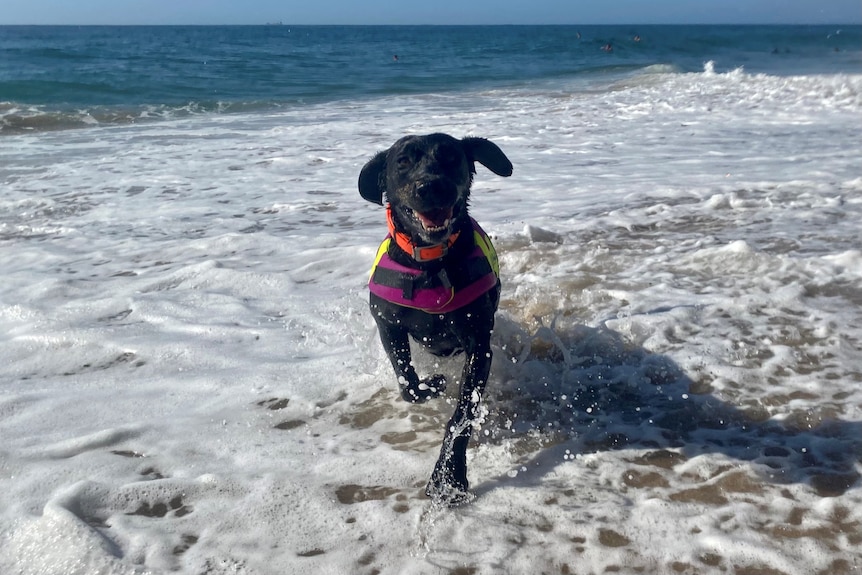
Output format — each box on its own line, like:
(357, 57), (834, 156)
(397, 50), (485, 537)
(372, 311), (445, 404)
(426, 338), (492, 505)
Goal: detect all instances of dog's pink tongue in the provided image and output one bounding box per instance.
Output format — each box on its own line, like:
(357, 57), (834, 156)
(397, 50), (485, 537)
(416, 207), (453, 230)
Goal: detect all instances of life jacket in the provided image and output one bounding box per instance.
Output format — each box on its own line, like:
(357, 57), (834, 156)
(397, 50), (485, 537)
(368, 218), (499, 314)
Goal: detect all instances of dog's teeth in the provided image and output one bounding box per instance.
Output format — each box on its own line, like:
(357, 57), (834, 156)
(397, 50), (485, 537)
(420, 218), (450, 233)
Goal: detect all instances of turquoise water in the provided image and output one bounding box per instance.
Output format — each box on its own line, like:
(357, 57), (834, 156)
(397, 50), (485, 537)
(1, 24), (860, 133)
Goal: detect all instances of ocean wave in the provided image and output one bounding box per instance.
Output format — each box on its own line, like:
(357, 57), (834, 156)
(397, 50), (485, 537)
(0, 100), (282, 135)
(3, 65), (860, 137)
(639, 63), (683, 75)
(609, 62), (862, 115)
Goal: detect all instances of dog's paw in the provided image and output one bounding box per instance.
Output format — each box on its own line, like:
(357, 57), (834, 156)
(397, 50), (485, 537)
(425, 477), (472, 508)
(425, 453), (470, 507)
(400, 374), (447, 404)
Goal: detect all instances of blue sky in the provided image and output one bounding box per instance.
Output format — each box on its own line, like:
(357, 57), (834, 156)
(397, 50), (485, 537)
(1, 0), (860, 25)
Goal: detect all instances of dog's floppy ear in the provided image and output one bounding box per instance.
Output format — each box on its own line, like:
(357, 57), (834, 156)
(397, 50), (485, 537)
(358, 151), (387, 205)
(462, 137), (513, 177)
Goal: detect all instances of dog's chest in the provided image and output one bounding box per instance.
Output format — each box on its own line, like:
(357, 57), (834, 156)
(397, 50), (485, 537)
(368, 222), (498, 315)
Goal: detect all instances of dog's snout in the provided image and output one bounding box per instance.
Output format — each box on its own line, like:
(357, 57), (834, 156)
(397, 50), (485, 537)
(415, 180), (436, 197)
(415, 179), (457, 205)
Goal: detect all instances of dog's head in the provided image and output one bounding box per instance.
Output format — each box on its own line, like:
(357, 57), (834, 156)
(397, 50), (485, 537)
(358, 134), (512, 244)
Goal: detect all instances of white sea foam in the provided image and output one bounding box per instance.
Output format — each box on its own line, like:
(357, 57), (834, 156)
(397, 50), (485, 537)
(1, 67), (861, 574)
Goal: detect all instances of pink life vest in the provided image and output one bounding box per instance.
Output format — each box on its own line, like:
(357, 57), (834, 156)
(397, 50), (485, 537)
(368, 220), (499, 314)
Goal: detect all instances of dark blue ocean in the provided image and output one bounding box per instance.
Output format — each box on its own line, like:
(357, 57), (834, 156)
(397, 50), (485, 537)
(1, 24), (860, 133)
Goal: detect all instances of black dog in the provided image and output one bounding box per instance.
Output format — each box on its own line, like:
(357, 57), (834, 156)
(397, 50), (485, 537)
(358, 133), (512, 505)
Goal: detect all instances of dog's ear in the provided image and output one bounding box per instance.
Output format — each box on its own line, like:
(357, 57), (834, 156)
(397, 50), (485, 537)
(461, 137), (513, 177)
(358, 151), (387, 205)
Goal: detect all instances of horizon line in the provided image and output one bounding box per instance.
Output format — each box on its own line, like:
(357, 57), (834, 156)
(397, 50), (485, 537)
(1, 22), (860, 27)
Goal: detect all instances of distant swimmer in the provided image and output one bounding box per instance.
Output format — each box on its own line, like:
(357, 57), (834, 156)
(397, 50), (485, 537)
(393, 54), (399, 62)
(601, 43), (613, 53)
(633, 35), (641, 42)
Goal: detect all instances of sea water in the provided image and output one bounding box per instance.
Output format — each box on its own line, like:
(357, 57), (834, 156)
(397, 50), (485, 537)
(1, 25), (861, 574)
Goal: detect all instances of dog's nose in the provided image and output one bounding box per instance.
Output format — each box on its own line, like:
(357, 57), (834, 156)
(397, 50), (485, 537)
(416, 179), (456, 204)
(416, 180), (435, 198)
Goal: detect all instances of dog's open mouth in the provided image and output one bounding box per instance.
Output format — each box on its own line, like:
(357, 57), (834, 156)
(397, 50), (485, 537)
(408, 207), (454, 233)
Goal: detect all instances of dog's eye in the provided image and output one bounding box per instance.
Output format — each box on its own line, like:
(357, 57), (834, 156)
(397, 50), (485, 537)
(396, 155), (412, 169)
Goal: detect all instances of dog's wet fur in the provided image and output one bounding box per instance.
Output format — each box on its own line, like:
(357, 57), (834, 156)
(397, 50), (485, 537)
(359, 133), (512, 505)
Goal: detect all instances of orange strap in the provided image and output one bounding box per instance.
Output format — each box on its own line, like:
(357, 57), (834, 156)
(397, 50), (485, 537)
(386, 204), (460, 262)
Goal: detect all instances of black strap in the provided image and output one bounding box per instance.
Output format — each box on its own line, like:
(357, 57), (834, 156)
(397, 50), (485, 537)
(372, 267), (420, 299)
